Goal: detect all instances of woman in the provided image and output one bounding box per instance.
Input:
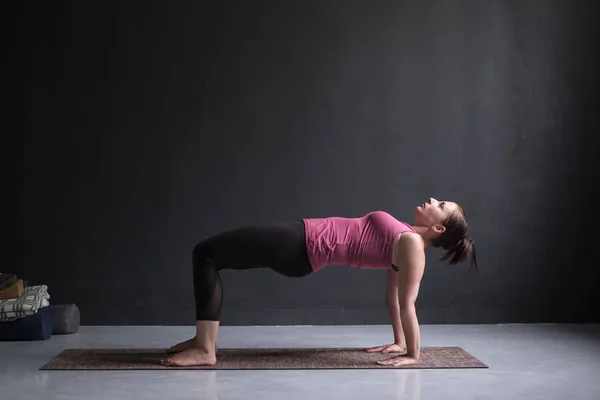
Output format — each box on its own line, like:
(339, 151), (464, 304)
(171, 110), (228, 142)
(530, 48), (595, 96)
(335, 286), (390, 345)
(162, 197), (477, 367)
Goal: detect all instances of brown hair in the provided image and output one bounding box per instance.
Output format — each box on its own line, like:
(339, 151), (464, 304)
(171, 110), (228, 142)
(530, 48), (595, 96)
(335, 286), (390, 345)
(430, 205), (478, 272)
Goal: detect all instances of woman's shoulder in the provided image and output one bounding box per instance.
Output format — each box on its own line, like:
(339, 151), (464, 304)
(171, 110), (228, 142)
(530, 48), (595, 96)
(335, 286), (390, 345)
(392, 230), (424, 258)
(390, 231), (426, 279)
(394, 230), (422, 245)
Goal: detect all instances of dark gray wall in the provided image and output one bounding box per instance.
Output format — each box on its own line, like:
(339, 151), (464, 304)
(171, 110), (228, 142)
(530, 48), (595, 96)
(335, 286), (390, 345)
(14, 1), (598, 325)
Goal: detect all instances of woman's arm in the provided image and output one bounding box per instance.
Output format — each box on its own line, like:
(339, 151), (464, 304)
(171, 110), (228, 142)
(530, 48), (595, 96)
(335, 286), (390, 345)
(364, 268), (406, 353)
(377, 232), (425, 366)
(385, 268), (406, 346)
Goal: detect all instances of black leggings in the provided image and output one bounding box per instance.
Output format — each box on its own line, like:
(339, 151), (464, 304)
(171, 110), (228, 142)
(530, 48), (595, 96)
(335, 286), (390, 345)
(192, 220), (313, 321)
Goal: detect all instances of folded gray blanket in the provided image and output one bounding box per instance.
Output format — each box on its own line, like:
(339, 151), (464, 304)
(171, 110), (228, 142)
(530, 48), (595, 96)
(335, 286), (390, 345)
(0, 285), (51, 322)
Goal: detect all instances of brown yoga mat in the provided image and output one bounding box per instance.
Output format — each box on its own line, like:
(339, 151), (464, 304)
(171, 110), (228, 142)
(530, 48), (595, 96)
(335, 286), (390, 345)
(40, 347), (487, 370)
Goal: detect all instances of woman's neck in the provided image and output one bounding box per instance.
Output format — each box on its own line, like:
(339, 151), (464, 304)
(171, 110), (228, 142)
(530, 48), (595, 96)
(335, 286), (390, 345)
(410, 225), (433, 248)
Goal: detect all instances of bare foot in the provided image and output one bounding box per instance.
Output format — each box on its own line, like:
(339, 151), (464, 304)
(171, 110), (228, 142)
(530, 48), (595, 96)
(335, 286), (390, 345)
(161, 348), (217, 367)
(166, 337), (196, 354)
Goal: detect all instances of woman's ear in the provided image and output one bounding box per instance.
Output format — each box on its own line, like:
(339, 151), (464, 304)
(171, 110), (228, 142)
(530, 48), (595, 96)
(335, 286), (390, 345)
(432, 224), (446, 234)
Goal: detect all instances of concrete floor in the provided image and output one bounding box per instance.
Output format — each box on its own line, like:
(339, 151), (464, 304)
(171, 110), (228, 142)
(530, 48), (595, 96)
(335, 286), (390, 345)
(1, 324), (599, 400)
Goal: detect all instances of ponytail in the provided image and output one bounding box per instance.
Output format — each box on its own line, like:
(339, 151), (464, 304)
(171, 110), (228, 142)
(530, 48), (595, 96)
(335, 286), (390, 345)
(431, 210), (479, 273)
(440, 236), (478, 272)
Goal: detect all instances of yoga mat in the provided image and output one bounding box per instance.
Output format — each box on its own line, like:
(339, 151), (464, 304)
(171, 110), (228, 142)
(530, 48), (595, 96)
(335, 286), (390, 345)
(40, 347), (488, 370)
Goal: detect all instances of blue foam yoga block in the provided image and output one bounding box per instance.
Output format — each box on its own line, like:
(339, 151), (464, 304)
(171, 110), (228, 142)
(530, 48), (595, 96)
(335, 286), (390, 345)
(0, 306), (54, 341)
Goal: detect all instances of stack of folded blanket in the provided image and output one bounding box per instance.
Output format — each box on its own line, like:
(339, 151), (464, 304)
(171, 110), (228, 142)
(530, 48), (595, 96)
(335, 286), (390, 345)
(0, 273), (54, 341)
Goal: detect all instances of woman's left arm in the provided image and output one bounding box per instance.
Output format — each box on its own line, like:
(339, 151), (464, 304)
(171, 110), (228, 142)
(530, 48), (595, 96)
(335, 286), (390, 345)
(385, 268), (406, 346)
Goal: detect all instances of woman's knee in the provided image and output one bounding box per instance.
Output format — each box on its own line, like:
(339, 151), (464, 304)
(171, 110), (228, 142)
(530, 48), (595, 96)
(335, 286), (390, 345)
(193, 241), (211, 266)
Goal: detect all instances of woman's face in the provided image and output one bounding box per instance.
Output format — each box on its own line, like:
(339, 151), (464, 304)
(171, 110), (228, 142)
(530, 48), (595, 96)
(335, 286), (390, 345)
(415, 197), (460, 230)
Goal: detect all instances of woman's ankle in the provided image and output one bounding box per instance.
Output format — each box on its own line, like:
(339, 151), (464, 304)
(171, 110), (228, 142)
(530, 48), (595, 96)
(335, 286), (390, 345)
(192, 338), (216, 354)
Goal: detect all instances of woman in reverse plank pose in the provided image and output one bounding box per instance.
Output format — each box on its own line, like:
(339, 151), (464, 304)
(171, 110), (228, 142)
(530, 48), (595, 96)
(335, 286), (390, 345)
(162, 197), (478, 367)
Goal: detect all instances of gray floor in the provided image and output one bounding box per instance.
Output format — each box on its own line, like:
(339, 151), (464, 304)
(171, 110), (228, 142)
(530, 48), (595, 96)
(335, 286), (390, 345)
(1, 324), (599, 400)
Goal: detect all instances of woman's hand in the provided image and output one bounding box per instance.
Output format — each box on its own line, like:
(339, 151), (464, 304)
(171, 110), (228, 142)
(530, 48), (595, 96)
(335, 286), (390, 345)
(376, 354), (419, 367)
(365, 343), (406, 353)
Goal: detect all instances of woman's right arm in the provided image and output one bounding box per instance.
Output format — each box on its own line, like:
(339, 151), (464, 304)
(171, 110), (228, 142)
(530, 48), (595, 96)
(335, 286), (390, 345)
(378, 232), (425, 366)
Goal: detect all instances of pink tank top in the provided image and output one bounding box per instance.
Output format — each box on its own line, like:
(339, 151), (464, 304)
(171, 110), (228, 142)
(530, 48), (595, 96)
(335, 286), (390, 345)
(303, 211), (416, 271)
